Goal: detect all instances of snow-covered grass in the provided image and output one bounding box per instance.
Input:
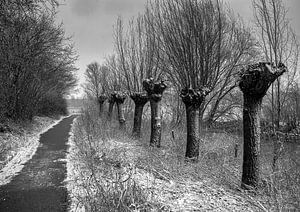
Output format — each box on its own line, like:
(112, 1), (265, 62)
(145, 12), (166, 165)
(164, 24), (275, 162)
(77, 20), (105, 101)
(65, 116), (86, 212)
(66, 108), (157, 212)
(0, 116), (64, 186)
(66, 105), (261, 212)
(66, 102), (300, 211)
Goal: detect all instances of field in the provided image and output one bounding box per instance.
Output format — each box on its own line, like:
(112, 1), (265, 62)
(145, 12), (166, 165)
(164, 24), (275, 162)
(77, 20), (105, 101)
(67, 102), (300, 211)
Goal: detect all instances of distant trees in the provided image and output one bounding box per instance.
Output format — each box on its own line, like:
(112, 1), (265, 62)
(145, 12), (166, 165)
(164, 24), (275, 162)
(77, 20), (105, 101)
(84, 62), (109, 115)
(105, 55), (127, 130)
(253, 0), (300, 129)
(114, 16), (150, 137)
(253, 0), (300, 171)
(114, 15), (166, 142)
(0, 0), (77, 121)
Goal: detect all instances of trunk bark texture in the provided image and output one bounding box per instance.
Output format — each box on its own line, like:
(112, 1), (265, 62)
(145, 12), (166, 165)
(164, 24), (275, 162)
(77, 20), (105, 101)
(112, 91), (127, 130)
(98, 95), (107, 117)
(107, 96), (115, 121)
(149, 98), (162, 147)
(181, 88), (209, 161)
(143, 78), (167, 147)
(239, 62), (286, 189)
(131, 93), (148, 138)
(242, 95), (262, 188)
(185, 103), (200, 160)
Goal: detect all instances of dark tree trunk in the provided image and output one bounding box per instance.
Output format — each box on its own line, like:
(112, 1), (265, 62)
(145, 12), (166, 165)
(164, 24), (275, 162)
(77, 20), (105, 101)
(239, 62), (286, 189)
(116, 102), (125, 130)
(241, 95), (262, 188)
(131, 93), (148, 138)
(143, 78), (167, 147)
(112, 91), (127, 131)
(149, 98), (162, 147)
(185, 103), (200, 160)
(181, 88), (210, 161)
(98, 95), (107, 117)
(107, 96), (115, 121)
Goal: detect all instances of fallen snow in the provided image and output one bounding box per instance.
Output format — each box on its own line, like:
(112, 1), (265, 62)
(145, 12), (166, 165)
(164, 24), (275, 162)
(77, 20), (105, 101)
(0, 116), (65, 186)
(65, 117), (86, 212)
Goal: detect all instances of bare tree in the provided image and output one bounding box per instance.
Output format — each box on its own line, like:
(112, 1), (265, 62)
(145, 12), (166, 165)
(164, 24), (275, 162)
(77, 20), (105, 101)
(114, 14), (166, 141)
(204, 18), (257, 127)
(0, 4), (77, 121)
(105, 55), (127, 130)
(252, 0), (300, 170)
(84, 62), (109, 116)
(253, 0), (299, 128)
(114, 16), (149, 137)
(239, 62), (286, 188)
(149, 0), (254, 160)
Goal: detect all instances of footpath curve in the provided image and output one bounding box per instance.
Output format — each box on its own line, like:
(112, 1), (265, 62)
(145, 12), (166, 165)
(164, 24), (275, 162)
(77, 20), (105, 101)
(0, 115), (77, 212)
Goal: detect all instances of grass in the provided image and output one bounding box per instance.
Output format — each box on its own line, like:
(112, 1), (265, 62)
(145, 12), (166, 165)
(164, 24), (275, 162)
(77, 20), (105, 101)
(0, 116), (58, 170)
(69, 101), (300, 211)
(68, 104), (162, 211)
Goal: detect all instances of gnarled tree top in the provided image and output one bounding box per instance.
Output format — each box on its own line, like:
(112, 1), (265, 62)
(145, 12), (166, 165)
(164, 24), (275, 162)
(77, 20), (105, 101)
(239, 62), (287, 99)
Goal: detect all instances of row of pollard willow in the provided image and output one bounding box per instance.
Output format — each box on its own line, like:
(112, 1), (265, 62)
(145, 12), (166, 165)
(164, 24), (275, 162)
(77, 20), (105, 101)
(96, 62), (287, 189)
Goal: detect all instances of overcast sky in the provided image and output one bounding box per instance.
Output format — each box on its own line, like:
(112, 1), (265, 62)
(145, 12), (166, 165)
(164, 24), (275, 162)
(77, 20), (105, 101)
(56, 0), (300, 96)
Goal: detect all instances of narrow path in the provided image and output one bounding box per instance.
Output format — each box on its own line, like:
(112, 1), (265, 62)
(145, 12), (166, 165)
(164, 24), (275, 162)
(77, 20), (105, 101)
(0, 115), (77, 212)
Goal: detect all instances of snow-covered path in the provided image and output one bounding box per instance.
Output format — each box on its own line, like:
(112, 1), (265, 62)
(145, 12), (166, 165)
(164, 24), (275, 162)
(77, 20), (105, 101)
(0, 115), (77, 212)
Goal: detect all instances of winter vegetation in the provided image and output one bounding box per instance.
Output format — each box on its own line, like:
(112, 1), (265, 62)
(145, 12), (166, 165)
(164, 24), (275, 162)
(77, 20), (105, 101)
(0, 116), (63, 185)
(67, 0), (300, 211)
(0, 0), (77, 123)
(0, 0), (77, 190)
(1, 0), (300, 211)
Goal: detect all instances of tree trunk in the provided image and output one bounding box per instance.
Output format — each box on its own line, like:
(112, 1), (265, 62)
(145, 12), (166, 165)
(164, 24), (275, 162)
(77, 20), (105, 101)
(99, 102), (104, 115)
(241, 95), (262, 188)
(276, 78), (281, 130)
(98, 95), (107, 117)
(185, 103), (200, 160)
(116, 101), (126, 130)
(181, 88), (209, 161)
(131, 93), (148, 138)
(239, 62), (286, 189)
(112, 91), (127, 131)
(149, 98), (162, 147)
(143, 78), (167, 147)
(107, 96), (115, 121)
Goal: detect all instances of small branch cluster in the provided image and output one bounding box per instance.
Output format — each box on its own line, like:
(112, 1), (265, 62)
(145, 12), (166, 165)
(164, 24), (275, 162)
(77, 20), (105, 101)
(143, 78), (167, 102)
(181, 88), (211, 107)
(239, 62), (287, 99)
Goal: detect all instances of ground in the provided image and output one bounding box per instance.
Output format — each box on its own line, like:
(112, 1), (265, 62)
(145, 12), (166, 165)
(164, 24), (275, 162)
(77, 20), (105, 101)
(0, 116), (77, 212)
(0, 116), (63, 185)
(65, 113), (273, 212)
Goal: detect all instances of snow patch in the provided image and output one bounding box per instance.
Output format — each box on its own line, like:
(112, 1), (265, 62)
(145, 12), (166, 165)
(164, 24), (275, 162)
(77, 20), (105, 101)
(65, 117), (86, 212)
(0, 116), (65, 186)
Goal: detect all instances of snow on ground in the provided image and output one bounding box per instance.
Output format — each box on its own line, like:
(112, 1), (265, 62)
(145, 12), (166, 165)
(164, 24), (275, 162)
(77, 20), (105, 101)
(0, 116), (65, 186)
(105, 140), (258, 211)
(65, 117), (86, 212)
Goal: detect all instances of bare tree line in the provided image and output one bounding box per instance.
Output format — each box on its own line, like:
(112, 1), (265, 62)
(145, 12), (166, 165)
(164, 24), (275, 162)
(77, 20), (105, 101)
(84, 0), (299, 189)
(0, 0), (77, 121)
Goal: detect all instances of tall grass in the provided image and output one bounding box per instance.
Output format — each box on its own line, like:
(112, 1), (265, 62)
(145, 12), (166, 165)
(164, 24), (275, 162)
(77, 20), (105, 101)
(71, 101), (300, 211)
(70, 103), (160, 211)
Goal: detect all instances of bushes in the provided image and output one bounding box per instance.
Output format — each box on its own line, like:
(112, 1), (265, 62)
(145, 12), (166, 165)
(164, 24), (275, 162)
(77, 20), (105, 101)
(0, 1), (76, 121)
(37, 93), (68, 116)
(68, 106), (158, 211)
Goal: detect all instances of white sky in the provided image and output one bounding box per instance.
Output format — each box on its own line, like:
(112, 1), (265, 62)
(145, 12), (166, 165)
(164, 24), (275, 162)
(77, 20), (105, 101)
(56, 0), (300, 97)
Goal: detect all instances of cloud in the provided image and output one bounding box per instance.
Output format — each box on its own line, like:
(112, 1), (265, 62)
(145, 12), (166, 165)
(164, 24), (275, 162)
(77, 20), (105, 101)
(71, 0), (100, 16)
(103, 0), (145, 14)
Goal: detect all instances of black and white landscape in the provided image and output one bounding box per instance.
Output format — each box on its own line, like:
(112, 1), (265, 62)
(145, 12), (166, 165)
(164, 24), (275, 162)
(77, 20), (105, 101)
(0, 0), (300, 211)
